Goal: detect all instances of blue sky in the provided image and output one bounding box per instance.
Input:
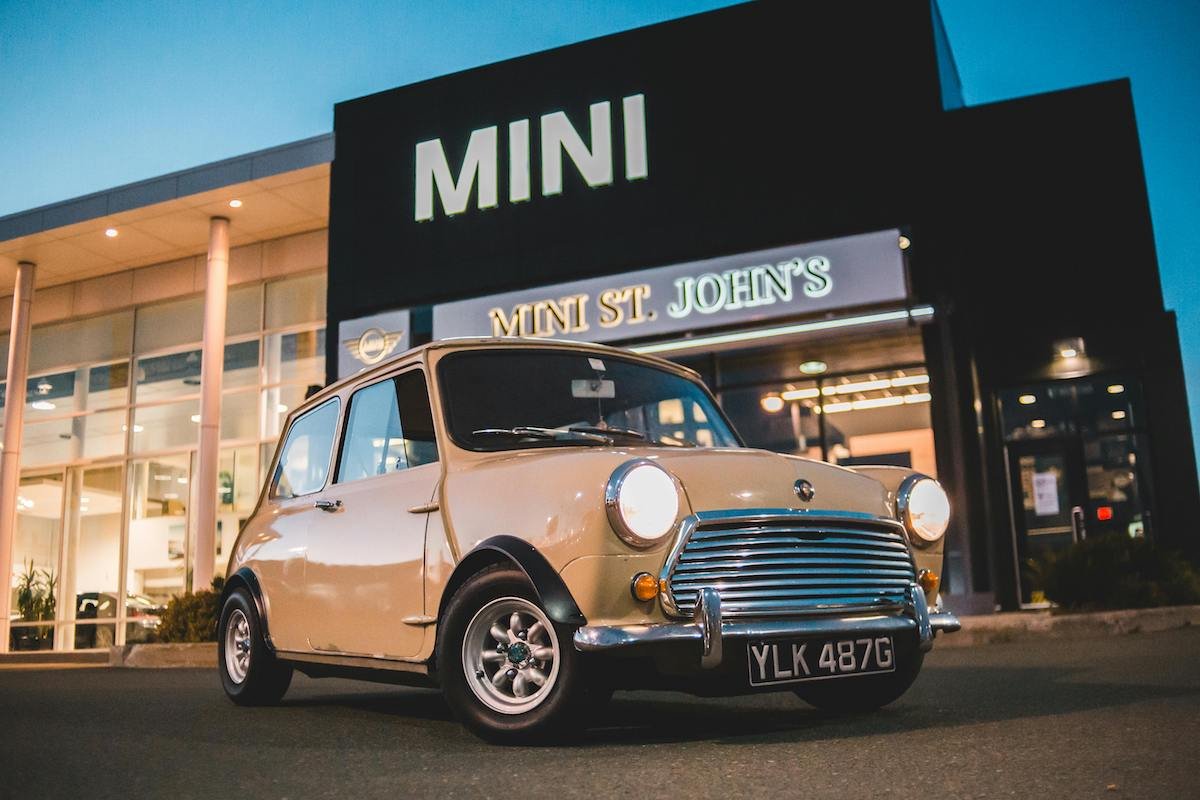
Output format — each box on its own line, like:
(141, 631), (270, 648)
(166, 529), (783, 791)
(1, 0), (1197, 465)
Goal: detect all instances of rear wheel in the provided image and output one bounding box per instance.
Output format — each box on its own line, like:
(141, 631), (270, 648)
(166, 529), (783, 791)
(792, 638), (923, 713)
(218, 588), (292, 706)
(438, 565), (594, 743)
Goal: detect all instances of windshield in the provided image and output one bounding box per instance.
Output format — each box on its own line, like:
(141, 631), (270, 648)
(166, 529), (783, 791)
(438, 349), (741, 451)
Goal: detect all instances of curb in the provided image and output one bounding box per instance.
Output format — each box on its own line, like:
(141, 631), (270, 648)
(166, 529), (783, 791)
(110, 642), (217, 668)
(936, 604), (1200, 648)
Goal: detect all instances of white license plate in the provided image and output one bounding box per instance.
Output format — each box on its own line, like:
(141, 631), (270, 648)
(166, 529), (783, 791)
(747, 635), (896, 686)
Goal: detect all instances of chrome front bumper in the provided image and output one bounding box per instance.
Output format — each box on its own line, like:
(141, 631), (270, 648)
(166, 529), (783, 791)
(573, 583), (961, 669)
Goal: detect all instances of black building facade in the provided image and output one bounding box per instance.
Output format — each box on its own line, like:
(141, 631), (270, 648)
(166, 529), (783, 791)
(325, 0), (1198, 611)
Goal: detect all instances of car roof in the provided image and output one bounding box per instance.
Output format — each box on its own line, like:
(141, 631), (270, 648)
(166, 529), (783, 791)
(294, 336), (703, 417)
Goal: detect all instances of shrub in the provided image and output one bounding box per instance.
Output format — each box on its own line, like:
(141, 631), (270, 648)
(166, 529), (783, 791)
(156, 576), (225, 643)
(1039, 535), (1200, 612)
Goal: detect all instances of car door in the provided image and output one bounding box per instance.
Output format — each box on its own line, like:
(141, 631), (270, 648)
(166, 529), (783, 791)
(250, 397), (342, 653)
(302, 367), (440, 658)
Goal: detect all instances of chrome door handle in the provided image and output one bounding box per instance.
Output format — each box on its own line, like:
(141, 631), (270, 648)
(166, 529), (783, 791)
(1070, 506), (1086, 542)
(314, 499), (342, 513)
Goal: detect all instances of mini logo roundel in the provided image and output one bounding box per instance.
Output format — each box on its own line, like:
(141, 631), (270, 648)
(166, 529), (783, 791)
(794, 479), (815, 503)
(345, 327), (404, 365)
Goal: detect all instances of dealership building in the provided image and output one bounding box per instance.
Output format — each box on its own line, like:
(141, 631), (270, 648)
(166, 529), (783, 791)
(1, 1), (1196, 652)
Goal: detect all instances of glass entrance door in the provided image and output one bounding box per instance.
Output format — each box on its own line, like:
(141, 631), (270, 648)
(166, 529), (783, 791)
(1006, 439), (1088, 606)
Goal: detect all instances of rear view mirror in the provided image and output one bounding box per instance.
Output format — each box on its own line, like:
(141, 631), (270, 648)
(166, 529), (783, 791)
(572, 378), (615, 399)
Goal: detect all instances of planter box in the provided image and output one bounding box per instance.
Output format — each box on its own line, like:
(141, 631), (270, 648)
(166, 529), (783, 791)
(110, 642), (217, 668)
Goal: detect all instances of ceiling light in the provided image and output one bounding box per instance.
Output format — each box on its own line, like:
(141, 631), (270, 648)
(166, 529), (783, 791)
(276, 403), (288, 413)
(31, 400), (55, 411)
(162, 492), (179, 500)
(1031, 419), (1047, 429)
(176, 477), (188, 484)
(104, 228), (119, 238)
(190, 414), (202, 423)
(904, 392), (932, 404)
(228, 199), (243, 208)
(890, 374), (930, 387)
(1053, 337), (1086, 360)
(1107, 384), (1125, 394)
(1018, 394), (1036, 405)
(799, 360), (827, 375)
(1112, 410), (1127, 420)
(760, 395), (785, 413)
(823, 378), (892, 396)
(781, 387), (820, 401)
(17, 496), (34, 510)
(133, 424), (144, 433)
(898, 235), (911, 250)
(153, 474), (170, 481)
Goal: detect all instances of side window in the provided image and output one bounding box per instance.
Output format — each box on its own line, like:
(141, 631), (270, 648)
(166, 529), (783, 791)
(337, 370), (438, 484)
(272, 399), (339, 499)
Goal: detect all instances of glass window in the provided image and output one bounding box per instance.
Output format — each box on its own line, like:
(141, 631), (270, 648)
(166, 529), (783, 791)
(135, 341), (259, 403)
(261, 383), (316, 441)
(63, 465), (125, 650)
(220, 390), (260, 442)
(132, 285), (262, 353)
(131, 398), (201, 454)
(21, 417), (75, 467)
(272, 399), (339, 498)
(337, 371), (437, 483)
(9, 472), (63, 651)
(439, 350), (738, 451)
(265, 273), (326, 330)
(126, 455), (189, 605)
(213, 446), (259, 579)
(28, 312), (134, 374)
(264, 328), (325, 386)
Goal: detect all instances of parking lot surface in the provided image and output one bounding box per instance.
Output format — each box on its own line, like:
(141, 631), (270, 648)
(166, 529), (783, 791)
(2, 627), (1198, 799)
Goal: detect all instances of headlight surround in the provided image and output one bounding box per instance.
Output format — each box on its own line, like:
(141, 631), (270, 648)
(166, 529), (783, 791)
(897, 475), (950, 547)
(605, 460), (681, 548)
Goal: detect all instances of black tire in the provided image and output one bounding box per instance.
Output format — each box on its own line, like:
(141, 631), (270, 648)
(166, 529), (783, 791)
(218, 588), (293, 706)
(792, 636), (924, 713)
(437, 564), (594, 744)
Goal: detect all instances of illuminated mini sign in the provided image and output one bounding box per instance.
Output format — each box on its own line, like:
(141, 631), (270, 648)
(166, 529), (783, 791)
(415, 94), (648, 221)
(431, 229), (908, 344)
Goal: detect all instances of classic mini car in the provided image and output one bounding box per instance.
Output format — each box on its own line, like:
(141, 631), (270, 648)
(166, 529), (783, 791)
(218, 338), (959, 742)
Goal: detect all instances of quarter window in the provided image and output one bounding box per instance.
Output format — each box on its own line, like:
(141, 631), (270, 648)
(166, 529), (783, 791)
(272, 399), (339, 498)
(337, 370), (438, 484)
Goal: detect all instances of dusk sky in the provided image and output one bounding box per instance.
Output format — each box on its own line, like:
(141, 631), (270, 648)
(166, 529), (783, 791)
(1, 0), (1197, 464)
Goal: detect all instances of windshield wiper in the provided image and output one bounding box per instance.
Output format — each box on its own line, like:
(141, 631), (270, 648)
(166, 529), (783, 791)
(471, 426), (612, 445)
(567, 424), (696, 447)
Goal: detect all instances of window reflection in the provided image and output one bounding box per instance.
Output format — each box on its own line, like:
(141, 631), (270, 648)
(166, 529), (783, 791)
(9, 472), (63, 651)
(127, 455), (189, 605)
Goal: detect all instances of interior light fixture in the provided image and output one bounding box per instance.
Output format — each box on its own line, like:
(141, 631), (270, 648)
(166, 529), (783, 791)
(760, 395), (785, 413)
(228, 199), (243, 208)
(1112, 410), (1127, 420)
(1031, 419), (1047, 429)
(1053, 337), (1086, 360)
(781, 387), (820, 401)
(631, 306), (935, 356)
(31, 400), (55, 411)
(897, 235), (911, 250)
(276, 403), (289, 413)
(1107, 384), (1125, 394)
(104, 228), (119, 238)
(799, 360), (828, 375)
(190, 414), (202, 423)
(1018, 394), (1036, 405)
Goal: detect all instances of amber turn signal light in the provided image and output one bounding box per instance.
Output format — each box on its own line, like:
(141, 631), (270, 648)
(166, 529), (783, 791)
(630, 572), (660, 601)
(918, 569), (940, 596)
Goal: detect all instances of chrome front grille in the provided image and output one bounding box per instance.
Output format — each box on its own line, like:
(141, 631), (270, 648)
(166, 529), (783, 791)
(662, 510), (916, 619)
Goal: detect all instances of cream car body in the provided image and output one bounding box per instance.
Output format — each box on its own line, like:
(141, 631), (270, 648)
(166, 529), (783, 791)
(219, 338), (958, 738)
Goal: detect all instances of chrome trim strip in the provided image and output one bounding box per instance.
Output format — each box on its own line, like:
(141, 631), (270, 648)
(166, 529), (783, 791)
(574, 612), (919, 652)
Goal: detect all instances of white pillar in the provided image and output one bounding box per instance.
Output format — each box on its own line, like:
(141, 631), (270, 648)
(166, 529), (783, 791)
(193, 218), (229, 592)
(0, 261), (36, 651)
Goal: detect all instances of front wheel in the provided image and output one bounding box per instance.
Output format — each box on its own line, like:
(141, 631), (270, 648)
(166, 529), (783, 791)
(438, 565), (594, 744)
(218, 588), (293, 706)
(792, 639), (924, 713)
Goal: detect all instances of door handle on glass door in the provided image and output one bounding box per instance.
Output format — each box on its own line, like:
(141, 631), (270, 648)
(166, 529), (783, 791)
(1070, 505), (1086, 542)
(314, 499), (343, 513)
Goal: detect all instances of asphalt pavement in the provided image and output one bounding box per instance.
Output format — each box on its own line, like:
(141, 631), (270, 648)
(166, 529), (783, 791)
(2, 628), (1198, 799)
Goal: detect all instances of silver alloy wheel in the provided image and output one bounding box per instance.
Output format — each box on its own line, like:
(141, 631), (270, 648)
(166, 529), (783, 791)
(462, 596), (561, 715)
(224, 608), (252, 684)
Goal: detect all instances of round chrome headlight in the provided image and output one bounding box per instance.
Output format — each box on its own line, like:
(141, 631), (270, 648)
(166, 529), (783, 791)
(897, 475), (950, 546)
(605, 460), (680, 548)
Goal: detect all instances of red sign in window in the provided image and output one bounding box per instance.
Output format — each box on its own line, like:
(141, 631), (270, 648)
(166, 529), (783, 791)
(1096, 506), (1114, 521)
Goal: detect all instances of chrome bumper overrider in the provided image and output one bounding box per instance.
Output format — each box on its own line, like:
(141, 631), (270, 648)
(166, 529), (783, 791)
(573, 582), (961, 669)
